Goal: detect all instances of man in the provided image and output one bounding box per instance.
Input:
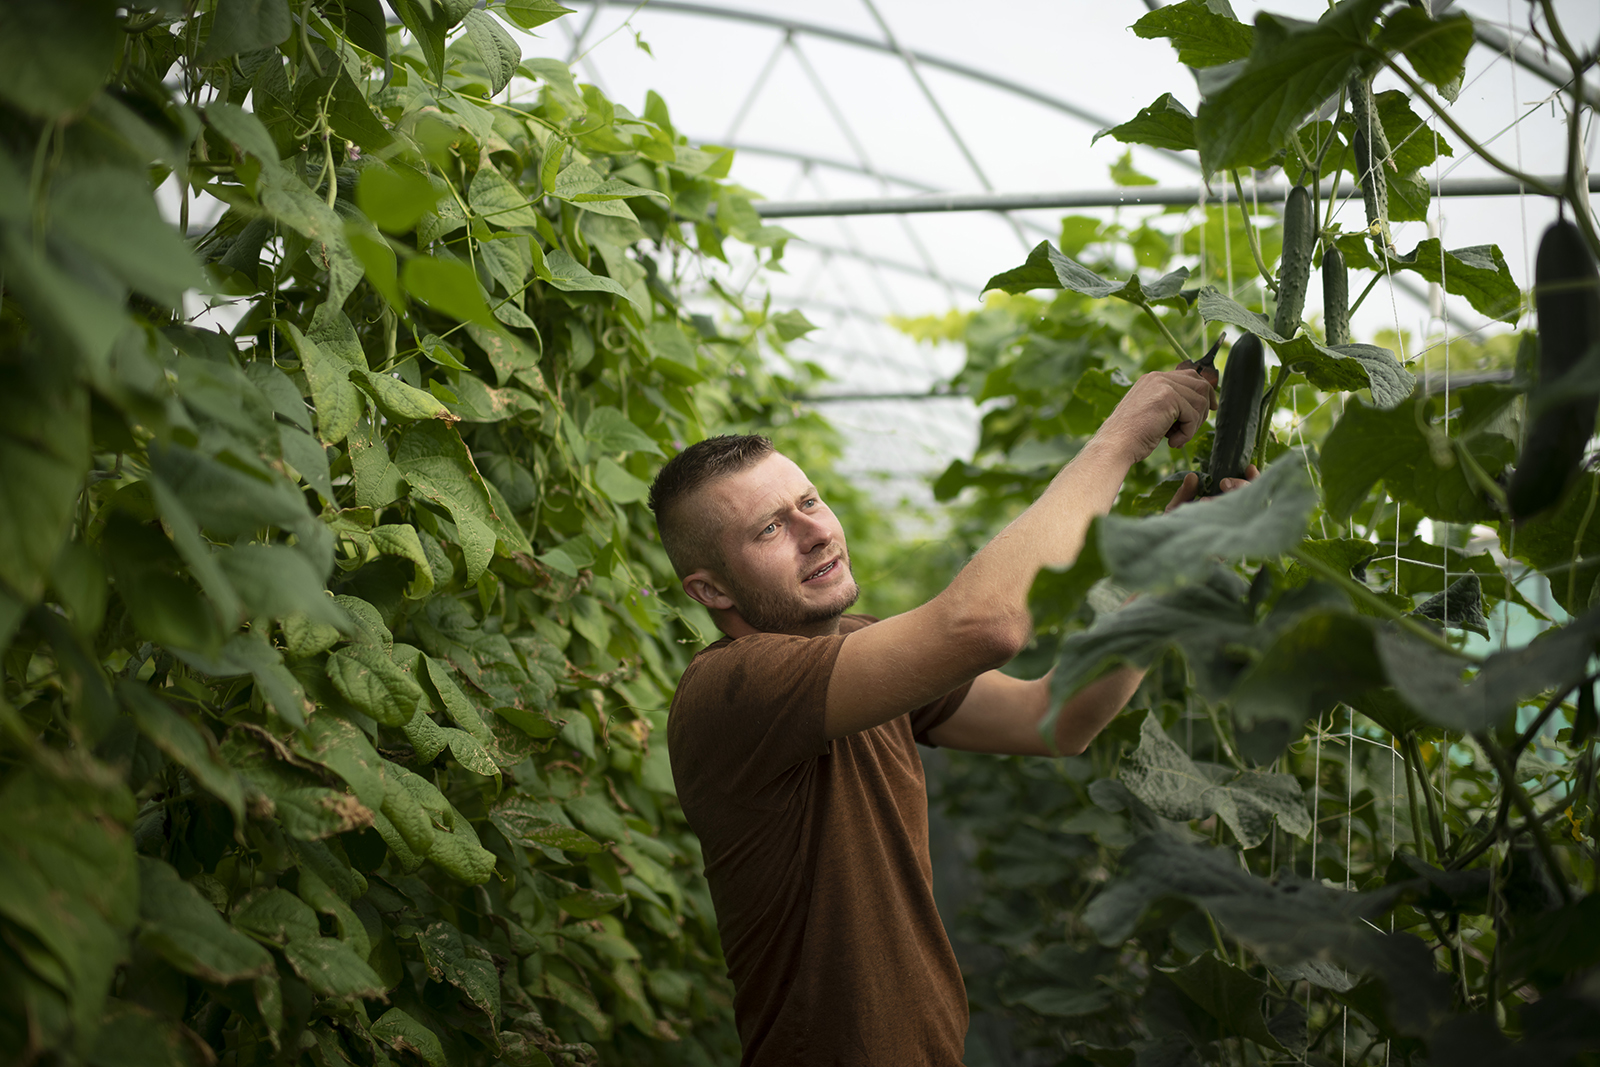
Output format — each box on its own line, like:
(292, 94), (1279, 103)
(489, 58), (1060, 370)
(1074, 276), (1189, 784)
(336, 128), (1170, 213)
(647, 366), (1228, 1065)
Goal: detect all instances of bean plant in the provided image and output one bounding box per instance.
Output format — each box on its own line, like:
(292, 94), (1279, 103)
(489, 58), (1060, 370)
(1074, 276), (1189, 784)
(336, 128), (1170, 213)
(0, 2), (865, 1065)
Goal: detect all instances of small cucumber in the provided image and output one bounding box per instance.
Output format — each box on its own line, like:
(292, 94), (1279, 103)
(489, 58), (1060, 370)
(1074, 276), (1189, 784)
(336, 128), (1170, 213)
(1508, 218), (1600, 520)
(1323, 245), (1350, 346)
(1273, 185), (1314, 338)
(1206, 333), (1267, 495)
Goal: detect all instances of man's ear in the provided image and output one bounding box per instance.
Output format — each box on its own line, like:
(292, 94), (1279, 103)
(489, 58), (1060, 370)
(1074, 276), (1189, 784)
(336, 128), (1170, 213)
(682, 570), (735, 612)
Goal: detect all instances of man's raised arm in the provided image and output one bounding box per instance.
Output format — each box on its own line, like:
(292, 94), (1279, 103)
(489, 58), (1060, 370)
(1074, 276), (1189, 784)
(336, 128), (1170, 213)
(822, 367), (1214, 741)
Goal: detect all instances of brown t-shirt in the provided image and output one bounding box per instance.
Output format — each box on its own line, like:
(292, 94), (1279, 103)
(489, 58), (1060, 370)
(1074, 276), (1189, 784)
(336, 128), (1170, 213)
(667, 614), (972, 1067)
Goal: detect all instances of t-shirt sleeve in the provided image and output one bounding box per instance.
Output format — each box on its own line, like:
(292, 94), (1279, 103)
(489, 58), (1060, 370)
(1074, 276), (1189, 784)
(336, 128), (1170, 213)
(908, 679), (973, 747)
(669, 631), (846, 808)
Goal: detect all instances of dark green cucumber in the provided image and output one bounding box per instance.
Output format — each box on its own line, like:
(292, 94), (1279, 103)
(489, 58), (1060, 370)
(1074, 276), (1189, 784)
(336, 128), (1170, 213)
(1206, 332), (1266, 494)
(1349, 76), (1393, 249)
(1273, 186), (1314, 338)
(1323, 245), (1350, 346)
(1508, 218), (1600, 520)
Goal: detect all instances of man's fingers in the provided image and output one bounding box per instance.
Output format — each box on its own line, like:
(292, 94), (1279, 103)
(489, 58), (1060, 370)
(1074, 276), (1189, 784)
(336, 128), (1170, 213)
(1216, 466), (1260, 493)
(1164, 377), (1213, 448)
(1164, 472), (1201, 512)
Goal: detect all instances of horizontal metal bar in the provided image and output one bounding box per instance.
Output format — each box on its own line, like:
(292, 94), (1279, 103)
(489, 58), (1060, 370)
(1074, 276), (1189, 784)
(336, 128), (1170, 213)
(751, 174), (1595, 218)
(799, 391), (970, 403)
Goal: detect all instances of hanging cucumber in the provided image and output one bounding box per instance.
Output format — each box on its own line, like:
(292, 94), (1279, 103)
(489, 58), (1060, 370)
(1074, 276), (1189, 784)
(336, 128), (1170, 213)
(1349, 76), (1394, 250)
(1206, 333), (1266, 495)
(1323, 245), (1350, 346)
(1508, 218), (1600, 520)
(1273, 186), (1314, 338)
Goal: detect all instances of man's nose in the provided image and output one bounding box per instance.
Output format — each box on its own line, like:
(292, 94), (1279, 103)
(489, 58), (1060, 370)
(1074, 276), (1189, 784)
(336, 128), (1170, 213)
(795, 511), (832, 551)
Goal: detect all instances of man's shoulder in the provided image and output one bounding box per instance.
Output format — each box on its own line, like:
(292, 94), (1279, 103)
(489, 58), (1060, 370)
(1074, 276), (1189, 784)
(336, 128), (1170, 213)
(672, 614), (880, 710)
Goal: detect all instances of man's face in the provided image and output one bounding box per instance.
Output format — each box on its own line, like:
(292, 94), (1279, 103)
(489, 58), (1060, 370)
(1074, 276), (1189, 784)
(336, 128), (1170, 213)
(689, 452), (859, 636)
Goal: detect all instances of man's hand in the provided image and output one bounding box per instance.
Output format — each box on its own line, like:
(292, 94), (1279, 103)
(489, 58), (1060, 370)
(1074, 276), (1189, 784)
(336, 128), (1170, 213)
(1164, 464), (1260, 512)
(1100, 367), (1216, 463)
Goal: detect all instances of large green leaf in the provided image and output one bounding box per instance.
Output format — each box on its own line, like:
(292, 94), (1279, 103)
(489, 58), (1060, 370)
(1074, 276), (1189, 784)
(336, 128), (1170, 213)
(200, 0), (294, 60)
(359, 164), (442, 234)
(419, 922), (501, 1020)
(502, 0), (575, 31)
(1082, 836), (1449, 1035)
(137, 857), (274, 984)
(370, 1007), (449, 1067)
(1121, 714), (1311, 847)
(0, 363), (90, 602)
(258, 164), (361, 307)
(1098, 455), (1317, 590)
(283, 937), (386, 999)
(1195, 0), (1386, 170)
(52, 169), (206, 308)
(1379, 612), (1600, 734)
(1051, 567), (1255, 703)
(0, 0), (119, 119)
(1319, 395), (1513, 522)
(1132, 0), (1255, 68)
(984, 240), (1190, 310)
(1374, 8), (1474, 101)
(463, 9), (521, 95)
(326, 645), (425, 727)
(284, 321), (362, 444)
(402, 255), (497, 326)
(121, 683), (246, 829)
(1165, 952), (1285, 1050)
(233, 887), (319, 946)
(1093, 94), (1198, 153)
(469, 164), (542, 228)
(1193, 288), (1415, 406)
(0, 765), (136, 1040)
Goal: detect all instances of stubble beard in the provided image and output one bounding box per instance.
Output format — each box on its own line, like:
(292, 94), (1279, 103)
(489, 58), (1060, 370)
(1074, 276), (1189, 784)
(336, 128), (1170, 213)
(725, 554), (861, 635)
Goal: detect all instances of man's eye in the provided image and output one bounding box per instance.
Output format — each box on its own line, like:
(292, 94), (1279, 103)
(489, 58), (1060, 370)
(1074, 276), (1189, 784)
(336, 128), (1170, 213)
(762, 523), (777, 535)
(803, 498), (817, 508)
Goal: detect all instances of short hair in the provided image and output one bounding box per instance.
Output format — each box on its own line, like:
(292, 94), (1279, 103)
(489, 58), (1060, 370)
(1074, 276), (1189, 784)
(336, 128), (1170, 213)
(648, 434), (775, 577)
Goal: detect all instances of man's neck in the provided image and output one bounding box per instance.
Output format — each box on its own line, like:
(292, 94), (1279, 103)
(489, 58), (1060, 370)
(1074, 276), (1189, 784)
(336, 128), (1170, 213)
(714, 612), (845, 640)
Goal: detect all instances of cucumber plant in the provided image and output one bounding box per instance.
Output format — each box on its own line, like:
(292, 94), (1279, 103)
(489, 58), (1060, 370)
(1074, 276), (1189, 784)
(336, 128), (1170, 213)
(918, 2), (1600, 1064)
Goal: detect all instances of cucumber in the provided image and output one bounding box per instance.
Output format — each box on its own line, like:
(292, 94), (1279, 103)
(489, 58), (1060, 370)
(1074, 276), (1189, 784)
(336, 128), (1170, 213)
(1508, 218), (1600, 520)
(1323, 246), (1350, 346)
(1206, 333), (1267, 495)
(1349, 77), (1393, 250)
(1273, 186), (1314, 338)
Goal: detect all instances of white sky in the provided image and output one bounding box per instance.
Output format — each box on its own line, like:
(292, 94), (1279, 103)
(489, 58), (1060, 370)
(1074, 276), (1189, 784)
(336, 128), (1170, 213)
(526, 0), (1599, 496)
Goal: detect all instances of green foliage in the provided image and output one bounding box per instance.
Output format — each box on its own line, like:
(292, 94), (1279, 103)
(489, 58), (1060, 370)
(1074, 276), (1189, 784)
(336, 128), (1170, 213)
(912, 4), (1600, 1063)
(0, 3), (836, 1064)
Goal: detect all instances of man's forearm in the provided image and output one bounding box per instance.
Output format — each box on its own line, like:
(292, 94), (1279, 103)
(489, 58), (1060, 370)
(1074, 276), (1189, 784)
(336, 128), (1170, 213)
(932, 433), (1136, 641)
(1052, 665), (1145, 755)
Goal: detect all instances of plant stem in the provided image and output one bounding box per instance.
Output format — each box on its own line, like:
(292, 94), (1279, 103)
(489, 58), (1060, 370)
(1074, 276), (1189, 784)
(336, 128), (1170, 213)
(1289, 549), (1481, 660)
(1537, 0), (1600, 263)
(1406, 733), (1450, 859)
(1346, 267), (1385, 319)
(1231, 169), (1278, 294)
(1569, 472), (1599, 607)
(1480, 734), (1576, 905)
(1138, 302), (1192, 363)
(1402, 737), (1432, 861)
(1254, 363), (1288, 468)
